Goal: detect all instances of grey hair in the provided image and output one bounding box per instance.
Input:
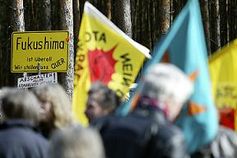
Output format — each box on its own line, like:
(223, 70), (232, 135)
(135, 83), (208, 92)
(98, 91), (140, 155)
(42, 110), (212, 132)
(88, 81), (121, 111)
(49, 125), (105, 158)
(1, 88), (41, 123)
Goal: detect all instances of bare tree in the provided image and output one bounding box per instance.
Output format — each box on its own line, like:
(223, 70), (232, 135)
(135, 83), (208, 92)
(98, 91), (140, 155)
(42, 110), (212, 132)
(106, 0), (112, 20)
(11, 0), (25, 32)
(51, 0), (60, 30)
(24, 0), (36, 31)
(7, 0), (25, 86)
(35, 0), (52, 30)
(229, 0), (237, 42)
(171, 0), (186, 20)
(134, 0), (152, 48)
(73, 0), (81, 50)
(200, 0), (211, 53)
(140, 0), (150, 48)
(209, 0), (221, 52)
(0, 0), (8, 86)
(151, 1), (160, 47)
(88, 0), (111, 19)
(131, 0), (141, 43)
(226, 0), (230, 43)
(112, 0), (132, 37)
(59, 0), (74, 98)
(219, 0), (228, 47)
(159, 0), (170, 35)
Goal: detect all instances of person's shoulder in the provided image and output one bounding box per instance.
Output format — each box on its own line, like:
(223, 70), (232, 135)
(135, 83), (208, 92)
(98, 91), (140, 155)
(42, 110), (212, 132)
(150, 122), (188, 157)
(155, 122), (184, 141)
(90, 114), (117, 131)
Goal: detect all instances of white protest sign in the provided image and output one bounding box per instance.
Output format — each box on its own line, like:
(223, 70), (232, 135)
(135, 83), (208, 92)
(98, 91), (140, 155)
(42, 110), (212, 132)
(17, 72), (57, 89)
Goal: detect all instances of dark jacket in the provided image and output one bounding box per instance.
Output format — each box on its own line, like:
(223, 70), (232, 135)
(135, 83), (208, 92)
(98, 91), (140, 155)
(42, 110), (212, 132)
(0, 119), (49, 158)
(92, 106), (188, 158)
(191, 126), (237, 158)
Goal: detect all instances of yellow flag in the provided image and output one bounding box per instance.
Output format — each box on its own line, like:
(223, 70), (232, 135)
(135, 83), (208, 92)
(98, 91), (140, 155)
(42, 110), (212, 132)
(209, 39), (237, 130)
(73, 2), (150, 125)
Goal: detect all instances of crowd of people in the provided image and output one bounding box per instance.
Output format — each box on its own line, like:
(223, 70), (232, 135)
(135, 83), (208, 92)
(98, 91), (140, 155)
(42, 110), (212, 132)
(0, 63), (236, 158)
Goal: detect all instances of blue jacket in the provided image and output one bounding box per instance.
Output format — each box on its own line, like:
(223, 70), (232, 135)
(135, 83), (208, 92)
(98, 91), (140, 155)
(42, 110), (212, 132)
(0, 119), (49, 158)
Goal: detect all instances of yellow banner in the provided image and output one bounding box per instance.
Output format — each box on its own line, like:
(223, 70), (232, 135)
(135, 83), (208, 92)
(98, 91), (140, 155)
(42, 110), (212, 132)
(73, 2), (150, 125)
(209, 39), (237, 129)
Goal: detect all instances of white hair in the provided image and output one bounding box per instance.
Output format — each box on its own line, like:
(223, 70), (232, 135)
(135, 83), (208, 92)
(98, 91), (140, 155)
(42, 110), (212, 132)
(141, 63), (193, 106)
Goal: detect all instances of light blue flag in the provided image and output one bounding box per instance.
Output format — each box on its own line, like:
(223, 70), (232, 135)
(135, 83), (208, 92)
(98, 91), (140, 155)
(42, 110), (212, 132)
(117, 0), (218, 154)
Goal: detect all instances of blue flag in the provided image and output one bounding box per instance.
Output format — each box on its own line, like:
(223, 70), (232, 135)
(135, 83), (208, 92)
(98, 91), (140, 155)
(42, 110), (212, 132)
(150, 0), (218, 153)
(117, 0), (218, 153)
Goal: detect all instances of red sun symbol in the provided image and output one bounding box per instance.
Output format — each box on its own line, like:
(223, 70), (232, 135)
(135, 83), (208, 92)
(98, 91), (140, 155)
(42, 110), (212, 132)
(88, 46), (117, 85)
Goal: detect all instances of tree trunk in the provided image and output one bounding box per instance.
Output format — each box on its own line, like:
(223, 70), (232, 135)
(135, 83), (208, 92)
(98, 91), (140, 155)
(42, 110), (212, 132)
(7, 0), (25, 86)
(219, 0), (227, 47)
(0, 0), (8, 86)
(59, 0), (74, 98)
(209, 0), (221, 52)
(151, 1), (159, 48)
(140, 0), (150, 48)
(131, 0), (141, 43)
(229, 0), (237, 41)
(172, 0), (186, 20)
(106, 0), (112, 20)
(89, 0), (111, 19)
(200, 0), (211, 54)
(226, 0), (230, 43)
(51, 0), (61, 30)
(73, 0), (81, 54)
(35, 0), (52, 30)
(10, 0), (25, 32)
(159, 0), (170, 36)
(112, 0), (132, 37)
(24, 0), (36, 31)
(146, 0), (152, 48)
(234, 0), (237, 40)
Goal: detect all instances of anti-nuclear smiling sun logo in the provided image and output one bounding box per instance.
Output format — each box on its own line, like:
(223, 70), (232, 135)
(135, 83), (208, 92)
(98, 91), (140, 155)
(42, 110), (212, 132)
(88, 46), (117, 84)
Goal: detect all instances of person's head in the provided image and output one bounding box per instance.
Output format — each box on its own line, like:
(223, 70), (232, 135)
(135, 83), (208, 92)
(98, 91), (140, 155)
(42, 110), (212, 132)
(139, 63), (193, 121)
(31, 84), (73, 129)
(49, 125), (105, 158)
(1, 88), (41, 124)
(85, 81), (121, 123)
(0, 87), (17, 122)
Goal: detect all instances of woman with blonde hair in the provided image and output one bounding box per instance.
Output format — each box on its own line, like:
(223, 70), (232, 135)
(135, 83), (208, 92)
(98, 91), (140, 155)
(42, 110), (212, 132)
(49, 126), (105, 158)
(31, 83), (73, 138)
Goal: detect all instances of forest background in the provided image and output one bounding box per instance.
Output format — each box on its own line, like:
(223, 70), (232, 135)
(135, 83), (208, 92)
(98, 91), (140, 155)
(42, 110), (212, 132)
(0, 0), (236, 97)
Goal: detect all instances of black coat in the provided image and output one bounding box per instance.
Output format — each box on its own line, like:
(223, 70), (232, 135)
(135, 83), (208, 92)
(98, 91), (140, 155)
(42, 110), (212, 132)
(0, 119), (49, 158)
(92, 106), (188, 158)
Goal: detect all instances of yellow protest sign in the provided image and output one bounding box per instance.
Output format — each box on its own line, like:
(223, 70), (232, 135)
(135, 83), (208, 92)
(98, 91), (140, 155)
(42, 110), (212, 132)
(11, 31), (69, 73)
(209, 39), (237, 130)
